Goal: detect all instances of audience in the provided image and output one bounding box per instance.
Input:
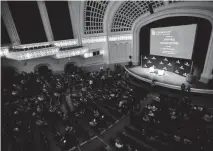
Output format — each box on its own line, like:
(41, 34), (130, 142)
(129, 95), (213, 151)
(2, 63), (213, 151)
(2, 64), (137, 151)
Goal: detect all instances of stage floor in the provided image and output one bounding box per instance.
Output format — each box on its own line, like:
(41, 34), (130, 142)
(126, 66), (213, 94)
(128, 66), (186, 86)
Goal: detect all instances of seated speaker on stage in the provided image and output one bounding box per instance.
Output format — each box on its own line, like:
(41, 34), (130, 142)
(158, 70), (165, 76)
(149, 66), (155, 73)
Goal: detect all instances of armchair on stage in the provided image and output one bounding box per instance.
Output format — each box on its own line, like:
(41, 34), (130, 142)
(149, 66), (165, 76)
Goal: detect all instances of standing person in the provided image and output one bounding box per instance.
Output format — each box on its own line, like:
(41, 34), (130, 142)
(129, 56), (133, 67)
(60, 92), (68, 115)
(66, 92), (75, 112)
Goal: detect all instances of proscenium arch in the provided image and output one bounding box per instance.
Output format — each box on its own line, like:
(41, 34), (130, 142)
(106, 1), (213, 34)
(104, 1), (213, 82)
(133, 8), (213, 83)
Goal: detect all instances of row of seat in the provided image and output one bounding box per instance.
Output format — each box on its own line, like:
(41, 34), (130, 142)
(110, 131), (153, 151)
(128, 95), (213, 151)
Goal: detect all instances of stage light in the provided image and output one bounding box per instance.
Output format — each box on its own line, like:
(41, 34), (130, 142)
(73, 51), (77, 56)
(149, 67), (155, 73)
(108, 34), (132, 41)
(81, 49), (88, 54)
(82, 36), (107, 44)
(54, 39), (78, 47)
(76, 50), (81, 55)
(0, 47), (9, 57)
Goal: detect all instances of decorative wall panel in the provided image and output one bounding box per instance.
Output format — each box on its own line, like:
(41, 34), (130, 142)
(142, 55), (191, 77)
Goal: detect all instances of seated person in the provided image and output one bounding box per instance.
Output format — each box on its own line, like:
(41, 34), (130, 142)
(62, 113), (68, 120)
(148, 110), (154, 117)
(204, 112), (213, 122)
(118, 100), (127, 108)
(151, 105), (158, 112)
(89, 80), (93, 87)
(89, 119), (97, 127)
(65, 125), (75, 135)
(93, 110), (100, 117)
(142, 114), (150, 122)
(115, 138), (124, 149)
(170, 111), (177, 120)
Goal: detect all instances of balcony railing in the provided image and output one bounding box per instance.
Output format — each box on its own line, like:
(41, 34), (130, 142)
(53, 47), (89, 59)
(1, 34), (133, 60)
(6, 47), (59, 60)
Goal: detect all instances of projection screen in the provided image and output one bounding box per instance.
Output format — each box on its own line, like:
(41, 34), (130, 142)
(150, 24), (197, 59)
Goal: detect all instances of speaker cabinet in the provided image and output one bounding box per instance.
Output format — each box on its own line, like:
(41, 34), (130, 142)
(148, 4), (154, 14)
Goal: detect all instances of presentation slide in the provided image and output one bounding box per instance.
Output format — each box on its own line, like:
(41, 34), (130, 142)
(150, 24), (197, 59)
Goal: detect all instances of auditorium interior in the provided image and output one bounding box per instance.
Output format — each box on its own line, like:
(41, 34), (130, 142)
(2, 1), (213, 151)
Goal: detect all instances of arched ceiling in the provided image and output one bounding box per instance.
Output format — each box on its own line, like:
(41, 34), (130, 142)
(83, 0), (109, 34)
(111, 1), (164, 32)
(83, 0), (185, 34)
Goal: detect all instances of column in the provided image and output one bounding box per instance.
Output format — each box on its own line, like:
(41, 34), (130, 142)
(200, 50), (213, 83)
(68, 1), (82, 45)
(1, 1), (21, 45)
(37, 1), (54, 42)
(104, 37), (110, 64)
(200, 32), (213, 84)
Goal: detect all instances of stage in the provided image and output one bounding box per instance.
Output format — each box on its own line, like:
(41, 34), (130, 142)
(125, 66), (213, 94)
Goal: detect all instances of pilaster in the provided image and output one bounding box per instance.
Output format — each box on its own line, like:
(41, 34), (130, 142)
(37, 1), (54, 42)
(1, 1), (21, 45)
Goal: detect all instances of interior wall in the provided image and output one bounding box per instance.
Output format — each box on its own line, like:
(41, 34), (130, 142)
(1, 42), (109, 73)
(108, 41), (132, 64)
(1, 39), (133, 73)
(82, 42), (107, 65)
(1, 57), (81, 73)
